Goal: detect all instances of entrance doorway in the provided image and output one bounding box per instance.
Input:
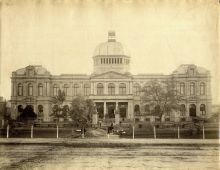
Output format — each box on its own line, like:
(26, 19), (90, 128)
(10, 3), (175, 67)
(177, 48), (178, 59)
(107, 102), (115, 118)
(189, 104), (196, 117)
(119, 102), (128, 118)
(95, 102), (104, 119)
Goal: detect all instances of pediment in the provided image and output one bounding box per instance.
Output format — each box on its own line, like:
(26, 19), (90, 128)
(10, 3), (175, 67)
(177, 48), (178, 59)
(91, 71), (131, 79)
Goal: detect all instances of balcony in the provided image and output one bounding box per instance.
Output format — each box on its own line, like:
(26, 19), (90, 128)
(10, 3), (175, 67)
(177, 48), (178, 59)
(89, 94), (133, 100)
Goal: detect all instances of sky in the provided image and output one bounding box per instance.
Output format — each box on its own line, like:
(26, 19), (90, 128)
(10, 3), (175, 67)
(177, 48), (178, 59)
(0, 0), (219, 104)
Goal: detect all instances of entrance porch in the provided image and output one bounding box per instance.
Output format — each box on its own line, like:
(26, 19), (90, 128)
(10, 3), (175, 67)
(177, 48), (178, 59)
(95, 101), (129, 123)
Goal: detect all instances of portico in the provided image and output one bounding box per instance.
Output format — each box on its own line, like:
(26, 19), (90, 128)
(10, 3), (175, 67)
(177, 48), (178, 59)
(94, 100), (131, 121)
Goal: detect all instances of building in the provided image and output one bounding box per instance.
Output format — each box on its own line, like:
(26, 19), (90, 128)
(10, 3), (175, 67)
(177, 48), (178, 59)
(10, 31), (211, 123)
(0, 97), (6, 121)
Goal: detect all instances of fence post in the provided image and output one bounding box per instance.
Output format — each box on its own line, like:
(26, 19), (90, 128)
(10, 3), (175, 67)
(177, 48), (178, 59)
(177, 126), (180, 139)
(6, 125), (9, 138)
(56, 125), (59, 139)
(203, 125), (205, 139)
(31, 125), (33, 138)
(2, 120), (4, 128)
(154, 126), (156, 139)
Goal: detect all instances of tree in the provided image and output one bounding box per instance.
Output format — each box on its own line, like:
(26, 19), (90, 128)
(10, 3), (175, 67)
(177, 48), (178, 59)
(69, 96), (96, 128)
(18, 105), (37, 123)
(50, 89), (68, 122)
(140, 79), (181, 122)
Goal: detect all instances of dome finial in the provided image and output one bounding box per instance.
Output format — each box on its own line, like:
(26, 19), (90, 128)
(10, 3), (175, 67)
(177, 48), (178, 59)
(108, 31), (116, 42)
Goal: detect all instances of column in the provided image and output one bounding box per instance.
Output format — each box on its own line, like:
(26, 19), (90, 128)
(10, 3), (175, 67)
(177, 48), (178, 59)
(116, 102), (118, 109)
(126, 82), (129, 95)
(128, 101), (133, 119)
(196, 104), (200, 117)
(80, 82), (84, 96)
(104, 102), (106, 117)
(46, 82), (50, 96)
(14, 83), (17, 97)
(186, 103), (189, 117)
(186, 104), (191, 121)
(90, 82), (94, 95)
(23, 82), (27, 96)
(34, 83), (37, 97)
(104, 82), (108, 95)
(34, 104), (37, 114)
(130, 81), (133, 95)
(115, 101), (120, 124)
(115, 83), (119, 94)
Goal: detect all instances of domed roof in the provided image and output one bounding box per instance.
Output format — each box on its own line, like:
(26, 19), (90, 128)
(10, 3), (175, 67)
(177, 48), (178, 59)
(93, 31), (129, 56)
(172, 64), (209, 75)
(14, 65), (50, 76)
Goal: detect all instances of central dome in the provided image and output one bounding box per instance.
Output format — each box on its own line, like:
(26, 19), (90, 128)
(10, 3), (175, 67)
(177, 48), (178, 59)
(94, 42), (125, 56)
(93, 31), (129, 57)
(93, 31), (130, 74)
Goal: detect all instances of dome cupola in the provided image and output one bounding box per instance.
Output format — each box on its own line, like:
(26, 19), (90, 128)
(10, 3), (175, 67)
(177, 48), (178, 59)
(93, 31), (130, 74)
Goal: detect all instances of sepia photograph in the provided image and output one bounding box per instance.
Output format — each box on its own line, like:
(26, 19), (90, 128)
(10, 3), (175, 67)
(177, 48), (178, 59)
(0, 0), (219, 169)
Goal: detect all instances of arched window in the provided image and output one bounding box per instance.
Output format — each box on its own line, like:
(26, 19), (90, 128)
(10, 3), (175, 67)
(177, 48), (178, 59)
(38, 83), (43, 96)
(97, 83), (104, 95)
(119, 83), (126, 95)
(53, 84), (59, 96)
(200, 104), (206, 115)
(17, 105), (23, 113)
(28, 83), (33, 96)
(190, 82), (195, 95)
(38, 105), (43, 113)
(189, 104), (196, 117)
(180, 83), (185, 95)
(134, 104), (140, 115)
(200, 82), (205, 95)
(73, 84), (80, 96)
(18, 83), (23, 96)
(63, 84), (69, 96)
(84, 84), (90, 96)
(108, 83), (115, 95)
(133, 83), (140, 96)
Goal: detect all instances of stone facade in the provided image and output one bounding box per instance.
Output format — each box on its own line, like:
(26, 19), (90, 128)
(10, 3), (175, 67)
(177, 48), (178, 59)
(10, 31), (211, 123)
